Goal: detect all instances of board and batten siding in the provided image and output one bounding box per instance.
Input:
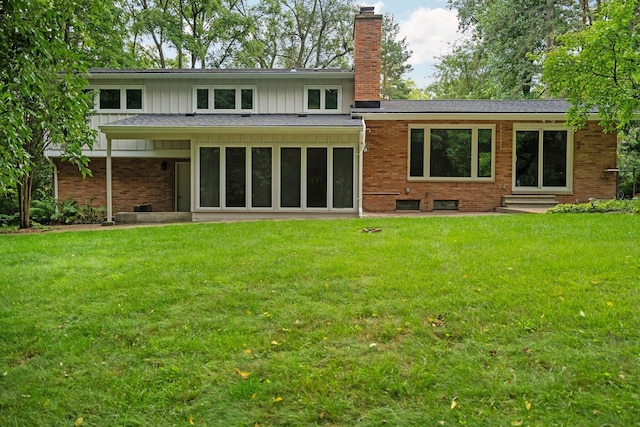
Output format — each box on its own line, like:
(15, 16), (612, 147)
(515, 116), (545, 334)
(91, 77), (354, 115)
(87, 76), (355, 155)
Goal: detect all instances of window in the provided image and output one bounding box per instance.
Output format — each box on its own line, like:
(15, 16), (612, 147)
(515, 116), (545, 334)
(514, 126), (572, 190)
(304, 86), (342, 112)
(409, 125), (494, 181)
(333, 148), (354, 209)
(193, 86), (255, 112)
(281, 148), (302, 208)
(196, 88), (209, 109)
(200, 147), (221, 207)
(95, 87), (144, 112)
(99, 89), (120, 110)
(252, 148), (272, 208)
(196, 144), (355, 211)
(307, 148), (328, 208)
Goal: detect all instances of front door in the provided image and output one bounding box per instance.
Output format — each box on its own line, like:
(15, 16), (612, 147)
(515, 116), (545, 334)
(176, 162), (191, 212)
(514, 127), (572, 191)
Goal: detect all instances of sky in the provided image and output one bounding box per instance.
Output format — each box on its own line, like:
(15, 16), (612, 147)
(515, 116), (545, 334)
(360, 0), (463, 88)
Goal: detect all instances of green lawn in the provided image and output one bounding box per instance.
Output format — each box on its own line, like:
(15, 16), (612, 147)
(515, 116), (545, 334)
(1, 215), (639, 426)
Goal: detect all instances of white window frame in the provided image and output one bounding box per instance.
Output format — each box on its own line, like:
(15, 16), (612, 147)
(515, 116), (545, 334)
(192, 85), (256, 113)
(194, 143), (357, 212)
(512, 124), (574, 194)
(408, 124), (496, 182)
(303, 86), (342, 113)
(92, 86), (145, 113)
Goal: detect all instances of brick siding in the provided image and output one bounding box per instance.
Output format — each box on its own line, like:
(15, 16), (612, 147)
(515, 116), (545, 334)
(55, 158), (187, 213)
(362, 120), (617, 212)
(353, 11), (382, 102)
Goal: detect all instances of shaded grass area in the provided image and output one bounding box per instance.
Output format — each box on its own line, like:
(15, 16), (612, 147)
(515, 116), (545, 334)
(1, 215), (639, 426)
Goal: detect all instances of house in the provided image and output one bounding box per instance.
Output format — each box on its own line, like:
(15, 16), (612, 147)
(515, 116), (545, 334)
(47, 7), (617, 223)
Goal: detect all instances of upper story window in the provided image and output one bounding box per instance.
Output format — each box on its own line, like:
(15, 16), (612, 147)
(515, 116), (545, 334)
(409, 125), (495, 181)
(194, 86), (255, 112)
(304, 86), (341, 113)
(93, 86), (145, 112)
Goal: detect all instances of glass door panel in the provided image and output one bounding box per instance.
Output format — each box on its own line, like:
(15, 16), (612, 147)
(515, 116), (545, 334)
(200, 147), (220, 207)
(333, 148), (354, 209)
(307, 148), (328, 208)
(543, 131), (567, 187)
(515, 131), (539, 188)
(225, 147), (246, 207)
(251, 148), (272, 208)
(281, 148), (301, 208)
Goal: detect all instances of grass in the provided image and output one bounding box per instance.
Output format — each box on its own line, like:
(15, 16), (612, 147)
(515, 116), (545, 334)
(1, 214), (639, 426)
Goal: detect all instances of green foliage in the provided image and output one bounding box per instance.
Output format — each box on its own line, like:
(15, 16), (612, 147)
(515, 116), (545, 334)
(0, 0), (104, 227)
(543, 0), (640, 131)
(1, 216), (639, 425)
(250, 0), (356, 69)
(548, 198), (640, 214)
(432, 0), (590, 99)
(380, 14), (413, 100)
(124, 0), (357, 69)
(29, 198), (105, 225)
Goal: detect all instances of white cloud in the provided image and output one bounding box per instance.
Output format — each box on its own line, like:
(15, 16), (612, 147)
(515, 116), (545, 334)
(399, 7), (460, 67)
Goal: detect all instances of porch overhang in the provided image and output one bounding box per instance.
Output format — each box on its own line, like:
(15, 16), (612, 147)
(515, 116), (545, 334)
(98, 114), (364, 224)
(99, 113), (362, 140)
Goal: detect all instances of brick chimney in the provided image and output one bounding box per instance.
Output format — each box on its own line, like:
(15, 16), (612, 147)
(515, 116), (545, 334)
(353, 6), (382, 108)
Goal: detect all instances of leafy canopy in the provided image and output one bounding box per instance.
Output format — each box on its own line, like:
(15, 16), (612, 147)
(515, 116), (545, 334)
(543, 0), (640, 132)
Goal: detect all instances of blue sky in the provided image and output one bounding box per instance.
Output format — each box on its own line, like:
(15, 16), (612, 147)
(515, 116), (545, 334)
(360, 0), (462, 87)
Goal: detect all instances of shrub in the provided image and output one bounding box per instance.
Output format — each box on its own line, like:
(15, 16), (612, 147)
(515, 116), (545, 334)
(548, 199), (640, 214)
(29, 198), (105, 225)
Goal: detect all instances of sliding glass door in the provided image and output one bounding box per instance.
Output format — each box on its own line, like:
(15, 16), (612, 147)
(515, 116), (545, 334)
(514, 127), (572, 191)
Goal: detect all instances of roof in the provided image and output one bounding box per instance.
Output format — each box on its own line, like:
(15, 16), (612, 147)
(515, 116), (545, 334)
(99, 114), (362, 134)
(352, 99), (576, 114)
(88, 68), (354, 80)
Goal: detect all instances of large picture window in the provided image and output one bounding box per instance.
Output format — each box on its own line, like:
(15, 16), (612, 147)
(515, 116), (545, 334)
(409, 125), (495, 181)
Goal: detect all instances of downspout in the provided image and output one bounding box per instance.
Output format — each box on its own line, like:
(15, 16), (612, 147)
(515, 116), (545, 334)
(358, 118), (366, 218)
(45, 154), (59, 216)
(105, 137), (113, 225)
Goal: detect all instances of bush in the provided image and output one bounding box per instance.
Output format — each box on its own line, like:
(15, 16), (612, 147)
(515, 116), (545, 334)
(548, 199), (640, 214)
(30, 198), (105, 225)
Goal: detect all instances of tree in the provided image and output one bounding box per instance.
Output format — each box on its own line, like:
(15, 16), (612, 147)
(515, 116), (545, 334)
(543, 0), (640, 132)
(427, 40), (498, 99)
(248, 0), (356, 69)
(0, 0), (99, 228)
(430, 0), (593, 99)
(125, 0), (176, 68)
(380, 14), (413, 99)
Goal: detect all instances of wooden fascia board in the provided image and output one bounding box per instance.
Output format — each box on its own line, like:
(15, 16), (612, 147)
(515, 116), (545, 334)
(353, 112), (601, 122)
(99, 126), (361, 140)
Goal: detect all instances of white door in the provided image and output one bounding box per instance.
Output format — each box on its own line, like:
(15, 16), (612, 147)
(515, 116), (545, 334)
(176, 162), (191, 212)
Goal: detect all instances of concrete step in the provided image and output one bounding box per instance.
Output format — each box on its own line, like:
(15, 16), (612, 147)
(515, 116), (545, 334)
(116, 212), (192, 224)
(495, 207), (550, 214)
(502, 195), (558, 209)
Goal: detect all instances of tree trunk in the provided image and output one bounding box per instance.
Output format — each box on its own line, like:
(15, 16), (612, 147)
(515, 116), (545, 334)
(18, 169), (33, 229)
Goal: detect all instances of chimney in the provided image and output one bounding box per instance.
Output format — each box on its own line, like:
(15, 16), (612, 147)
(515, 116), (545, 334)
(353, 6), (382, 108)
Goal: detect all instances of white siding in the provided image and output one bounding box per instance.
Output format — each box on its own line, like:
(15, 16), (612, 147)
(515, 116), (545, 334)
(75, 74), (356, 157)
